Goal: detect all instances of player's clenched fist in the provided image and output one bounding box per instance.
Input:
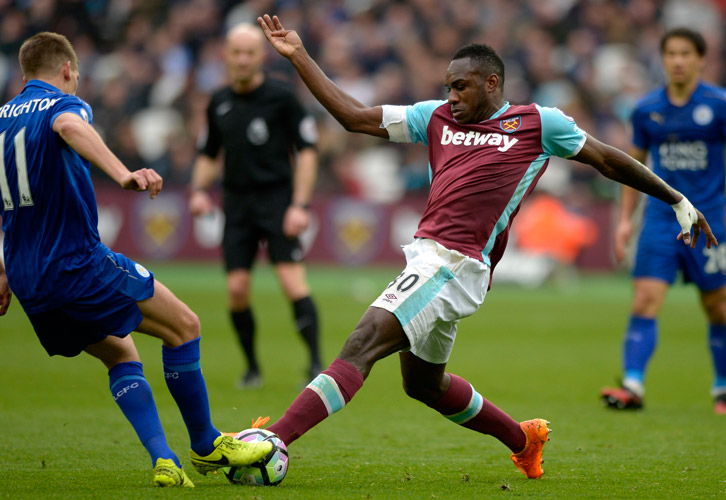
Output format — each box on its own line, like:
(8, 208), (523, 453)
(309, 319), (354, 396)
(122, 168), (163, 198)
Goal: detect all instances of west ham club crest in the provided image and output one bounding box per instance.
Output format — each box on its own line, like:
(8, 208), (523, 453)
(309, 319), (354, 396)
(500, 116), (521, 133)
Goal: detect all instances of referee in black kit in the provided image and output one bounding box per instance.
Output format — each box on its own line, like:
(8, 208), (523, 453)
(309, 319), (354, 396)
(189, 23), (322, 389)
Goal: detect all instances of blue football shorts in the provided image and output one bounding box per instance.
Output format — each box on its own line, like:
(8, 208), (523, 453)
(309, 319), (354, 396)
(27, 250), (155, 357)
(633, 215), (726, 291)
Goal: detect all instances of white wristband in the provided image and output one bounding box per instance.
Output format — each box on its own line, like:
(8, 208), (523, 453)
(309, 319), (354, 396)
(671, 196), (697, 235)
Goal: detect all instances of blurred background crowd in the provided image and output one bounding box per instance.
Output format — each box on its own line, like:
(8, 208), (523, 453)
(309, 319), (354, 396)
(0, 0), (725, 205)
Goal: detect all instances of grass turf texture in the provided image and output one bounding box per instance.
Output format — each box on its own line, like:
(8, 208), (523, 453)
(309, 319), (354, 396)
(1, 262), (725, 499)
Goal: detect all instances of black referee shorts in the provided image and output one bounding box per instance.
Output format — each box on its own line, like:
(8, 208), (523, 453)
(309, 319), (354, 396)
(222, 188), (304, 270)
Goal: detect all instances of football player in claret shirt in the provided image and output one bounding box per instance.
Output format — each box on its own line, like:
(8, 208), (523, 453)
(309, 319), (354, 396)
(601, 28), (726, 413)
(0, 31), (271, 487)
(254, 15), (717, 479)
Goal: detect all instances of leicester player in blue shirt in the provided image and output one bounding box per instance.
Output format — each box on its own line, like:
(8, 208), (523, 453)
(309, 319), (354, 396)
(0, 32), (272, 487)
(601, 28), (726, 413)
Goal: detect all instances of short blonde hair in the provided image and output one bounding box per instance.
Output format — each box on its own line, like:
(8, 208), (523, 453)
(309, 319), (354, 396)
(19, 32), (79, 79)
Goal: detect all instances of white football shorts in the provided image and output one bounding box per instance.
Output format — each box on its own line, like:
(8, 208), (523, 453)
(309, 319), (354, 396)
(371, 238), (490, 364)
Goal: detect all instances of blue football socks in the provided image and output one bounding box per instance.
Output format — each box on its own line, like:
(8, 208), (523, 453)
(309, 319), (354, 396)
(622, 315), (657, 389)
(709, 324), (726, 394)
(108, 361), (180, 467)
(162, 337), (219, 455)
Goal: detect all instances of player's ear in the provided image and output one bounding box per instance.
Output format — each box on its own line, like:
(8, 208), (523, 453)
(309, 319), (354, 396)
(486, 73), (500, 93)
(61, 60), (72, 81)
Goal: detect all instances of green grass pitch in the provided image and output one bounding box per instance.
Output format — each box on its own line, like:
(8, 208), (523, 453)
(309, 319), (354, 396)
(1, 262), (725, 499)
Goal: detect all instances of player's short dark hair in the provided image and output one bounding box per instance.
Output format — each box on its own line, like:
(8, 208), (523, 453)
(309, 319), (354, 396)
(19, 32), (79, 79)
(452, 43), (505, 88)
(660, 27), (706, 56)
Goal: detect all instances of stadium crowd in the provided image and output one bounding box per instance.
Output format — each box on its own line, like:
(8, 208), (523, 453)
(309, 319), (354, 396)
(0, 0), (724, 203)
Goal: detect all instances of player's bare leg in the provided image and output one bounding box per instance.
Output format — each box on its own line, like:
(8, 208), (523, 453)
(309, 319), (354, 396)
(267, 307), (409, 445)
(275, 262), (310, 301)
(135, 280), (201, 346)
(228, 268), (253, 310)
(339, 307), (409, 377)
(84, 333), (141, 368)
(397, 351), (448, 404)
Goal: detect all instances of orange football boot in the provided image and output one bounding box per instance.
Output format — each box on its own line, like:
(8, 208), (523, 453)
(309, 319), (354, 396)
(510, 418), (551, 479)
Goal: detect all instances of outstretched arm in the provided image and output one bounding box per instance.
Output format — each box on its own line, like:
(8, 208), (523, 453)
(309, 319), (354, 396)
(258, 14), (387, 138)
(574, 135), (717, 249)
(53, 112), (162, 198)
(612, 147), (646, 262)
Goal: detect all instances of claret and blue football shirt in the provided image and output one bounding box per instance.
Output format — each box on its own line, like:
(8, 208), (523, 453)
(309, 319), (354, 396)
(382, 100), (587, 271)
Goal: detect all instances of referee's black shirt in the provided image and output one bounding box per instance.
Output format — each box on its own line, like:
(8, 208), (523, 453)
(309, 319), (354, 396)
(200, 78), (317, 194)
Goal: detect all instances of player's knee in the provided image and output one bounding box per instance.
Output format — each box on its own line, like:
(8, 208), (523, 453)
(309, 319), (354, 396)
(176, 307), (201, 342)
(401, 378), (442, 405)
(401, 378), (422, 401)
(227, 284), (250, 308)
(632, 291), (662, 315)
(340, 308), (406, 377)
(339, 331), (374, 373)
(705, 302), (726, 324)
(279, 275), (310, 301)
(339, 325), (383, 377)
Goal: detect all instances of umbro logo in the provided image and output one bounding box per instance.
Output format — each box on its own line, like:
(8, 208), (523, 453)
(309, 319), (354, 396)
(381, 293), (397, 304)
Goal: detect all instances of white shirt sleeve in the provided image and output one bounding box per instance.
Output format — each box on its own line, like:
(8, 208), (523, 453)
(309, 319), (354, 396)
(380, 105), (411, 143)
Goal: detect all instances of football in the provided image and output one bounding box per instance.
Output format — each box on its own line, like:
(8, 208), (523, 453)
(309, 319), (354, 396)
(224, 428), (289, 486)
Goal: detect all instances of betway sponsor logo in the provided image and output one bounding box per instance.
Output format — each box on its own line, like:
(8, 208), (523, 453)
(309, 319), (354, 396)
(440, 125), (518, 152)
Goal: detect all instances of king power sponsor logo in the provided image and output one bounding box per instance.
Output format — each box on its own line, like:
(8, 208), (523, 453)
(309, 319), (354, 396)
(658, 141), (708, 171)
(440, 125), (518, 152)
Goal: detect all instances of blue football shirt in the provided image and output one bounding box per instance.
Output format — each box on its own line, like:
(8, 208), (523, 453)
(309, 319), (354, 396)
(0, 80), (104, 313)
(630, 82), (726, 221)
